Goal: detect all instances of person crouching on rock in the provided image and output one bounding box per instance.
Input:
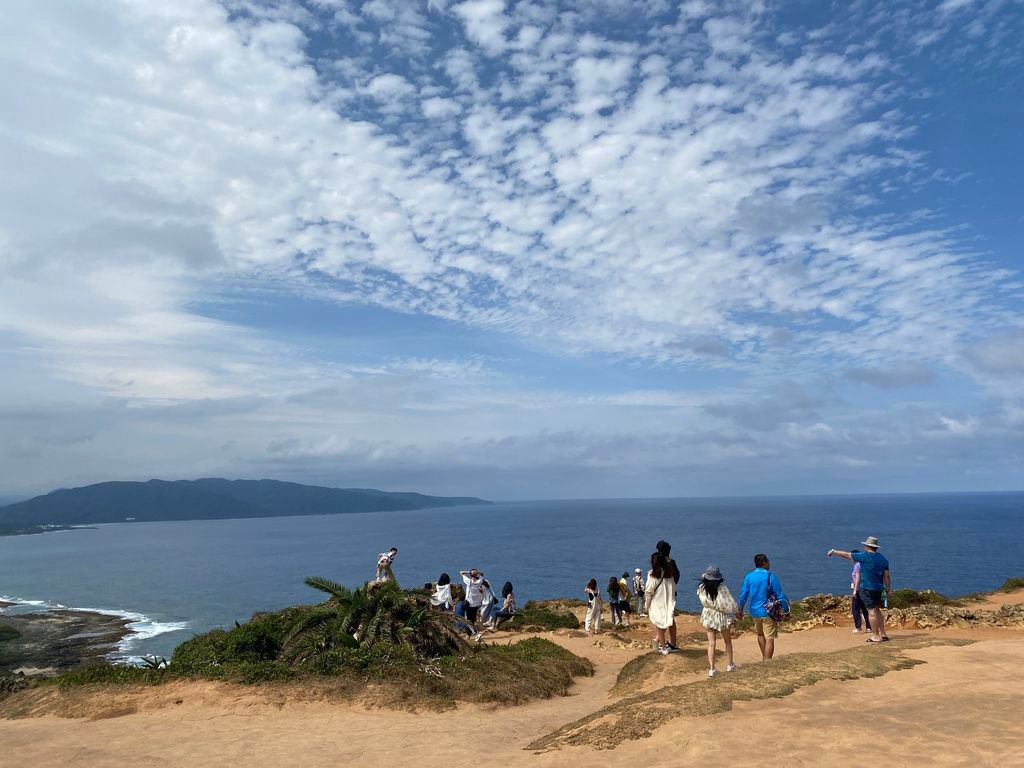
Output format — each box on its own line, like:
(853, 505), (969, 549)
(697, 565), (739, 677)
(451, 585), (477, 639)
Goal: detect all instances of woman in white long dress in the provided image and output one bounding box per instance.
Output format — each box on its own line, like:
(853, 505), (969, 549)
(584, 578), (602, 633)
(645, 552), (677, 655)
(697, 565), (739, 676)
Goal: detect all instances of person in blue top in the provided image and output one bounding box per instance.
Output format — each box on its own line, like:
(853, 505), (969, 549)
(828, 536), (891, 643)
(736, 553), (790, 660)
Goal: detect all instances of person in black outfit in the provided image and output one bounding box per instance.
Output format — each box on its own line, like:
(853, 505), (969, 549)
(656, 539), (680, 651)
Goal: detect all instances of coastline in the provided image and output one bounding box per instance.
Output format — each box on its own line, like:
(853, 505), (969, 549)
(0, 598), (188, 673)
(0, 525), (92, 538)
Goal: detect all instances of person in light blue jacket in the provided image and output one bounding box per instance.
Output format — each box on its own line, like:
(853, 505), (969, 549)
(736, 553), (790, 661)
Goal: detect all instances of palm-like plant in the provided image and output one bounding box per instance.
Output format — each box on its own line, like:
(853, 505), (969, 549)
(281, 577), (469, 664)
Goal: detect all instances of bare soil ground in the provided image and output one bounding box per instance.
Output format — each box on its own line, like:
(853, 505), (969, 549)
(2, 591), (1023, 767)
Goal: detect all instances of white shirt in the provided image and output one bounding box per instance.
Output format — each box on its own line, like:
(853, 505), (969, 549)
(431, 583), (452, 609)
(464, 575), (485, 607)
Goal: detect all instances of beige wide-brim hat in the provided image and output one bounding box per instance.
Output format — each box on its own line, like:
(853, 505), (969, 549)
(861, 536), (881, 548)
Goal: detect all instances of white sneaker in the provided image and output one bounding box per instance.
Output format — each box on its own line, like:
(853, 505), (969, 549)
(708, 668), (718, 677)
(726, 663), (738, 672)
(659, 645), (670, 656)
(473, 632), (483, 642)
(852, 628), (861, 634)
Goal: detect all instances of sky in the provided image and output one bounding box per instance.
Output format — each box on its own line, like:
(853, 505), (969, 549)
(0, 0), (1022, 500)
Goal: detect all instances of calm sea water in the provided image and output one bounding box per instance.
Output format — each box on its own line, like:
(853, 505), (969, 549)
(1, 493), (1021, 659)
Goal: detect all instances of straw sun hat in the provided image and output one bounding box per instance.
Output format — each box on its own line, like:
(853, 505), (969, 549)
(861, 536), (881, 549)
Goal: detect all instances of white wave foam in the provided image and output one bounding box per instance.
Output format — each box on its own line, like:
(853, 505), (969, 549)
(1, 595), (49, 606)
(0, 594), (188, 662)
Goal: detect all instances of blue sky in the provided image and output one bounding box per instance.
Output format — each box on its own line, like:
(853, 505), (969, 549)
(0, 0), (1021, 499)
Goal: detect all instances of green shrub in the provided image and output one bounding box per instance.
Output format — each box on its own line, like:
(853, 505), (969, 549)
(434, 638), (593, 704)
(999, 577), (1024, 593)
(0, 625), (21, 643)
(506, 601), (580, 630)
(888, 589), (959, 609)
(51, 665), (165, 688)
(170, 629), (229, 675)
(222, 661), (295, 684)
(224, 621), (282, 662)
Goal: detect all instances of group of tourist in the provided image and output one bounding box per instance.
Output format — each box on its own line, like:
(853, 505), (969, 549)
(372, 534), (893, 673)
(372, 550), (518, 642)
(583, 570), (647, 632)
(433, 569), (517, 640)
(589, 535), (892, 675)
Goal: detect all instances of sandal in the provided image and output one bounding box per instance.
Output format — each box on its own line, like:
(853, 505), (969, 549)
(864, 637), (883, 643)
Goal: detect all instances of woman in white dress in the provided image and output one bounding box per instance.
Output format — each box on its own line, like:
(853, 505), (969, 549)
(430, 572), (453, 610)
(645, 552), (677, 655)
(584, 578), (602, 633)
(697, 565), (739, 676)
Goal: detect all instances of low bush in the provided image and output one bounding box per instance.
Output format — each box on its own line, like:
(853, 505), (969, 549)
(224, 620), (282, 663)
(40, 581), (594, 708)
(505, 601), (580, 630)
(51, 665), (165, 688)
(0, 626), (21, 643)
(999, 577), (1024, 593)
(170, 628), (229, 676)
(888, 589), (960, 609)
(427, 637), (593, 705)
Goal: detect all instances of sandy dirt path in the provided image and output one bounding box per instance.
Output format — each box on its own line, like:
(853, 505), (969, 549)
(2, 625), (1023, 767)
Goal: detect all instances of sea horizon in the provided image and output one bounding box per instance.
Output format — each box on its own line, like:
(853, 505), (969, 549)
(3, 491), (1021, 660)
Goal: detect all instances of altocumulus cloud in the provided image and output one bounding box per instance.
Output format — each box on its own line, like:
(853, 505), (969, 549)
(0, 0), (1021, 497)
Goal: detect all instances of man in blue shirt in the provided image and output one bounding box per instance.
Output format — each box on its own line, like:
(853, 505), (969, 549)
(827, 536), (891, 643)
(736, 553), (790, 660)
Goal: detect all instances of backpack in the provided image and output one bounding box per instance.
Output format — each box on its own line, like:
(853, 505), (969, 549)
(763, 574), (786, 622)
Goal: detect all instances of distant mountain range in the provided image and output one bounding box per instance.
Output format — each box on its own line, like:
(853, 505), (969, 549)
(0, 478), (490, 534)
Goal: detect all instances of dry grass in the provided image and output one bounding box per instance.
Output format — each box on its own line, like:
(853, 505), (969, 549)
(528, 637), (973, 752)
(610, 647), (707, 697)
(0, 637), (594, 718)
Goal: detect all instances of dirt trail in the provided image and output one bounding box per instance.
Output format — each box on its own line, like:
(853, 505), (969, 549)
(2, 618), (1023, 766)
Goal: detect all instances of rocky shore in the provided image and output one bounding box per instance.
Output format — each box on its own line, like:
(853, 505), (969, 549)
(0, 604), (132, 677)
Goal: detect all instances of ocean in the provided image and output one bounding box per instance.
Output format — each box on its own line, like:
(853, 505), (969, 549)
(1, 492), (1021, 660)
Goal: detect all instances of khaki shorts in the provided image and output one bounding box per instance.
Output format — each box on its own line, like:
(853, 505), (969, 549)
(754, 617), (780, 639)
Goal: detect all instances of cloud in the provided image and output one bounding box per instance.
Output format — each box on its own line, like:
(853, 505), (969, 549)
(966, 332), (1024, 377)
(844, 362), (937, 389)
(0, 0), (1021, 496)
(452, 0), (509, 55)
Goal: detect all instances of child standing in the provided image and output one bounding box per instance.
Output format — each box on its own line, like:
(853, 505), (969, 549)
(585, 578), (602, 633)
(697, 565), (739, 676)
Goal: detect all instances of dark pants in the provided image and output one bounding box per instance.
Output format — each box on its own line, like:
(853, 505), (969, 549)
(464, 605), (480, 623)
(852, 591), (871, 630)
